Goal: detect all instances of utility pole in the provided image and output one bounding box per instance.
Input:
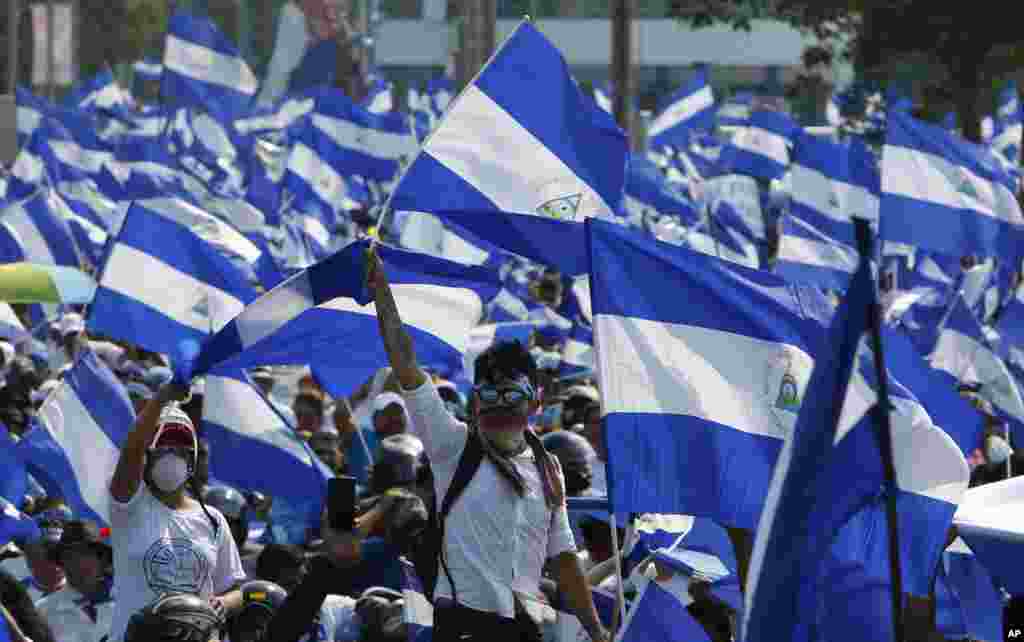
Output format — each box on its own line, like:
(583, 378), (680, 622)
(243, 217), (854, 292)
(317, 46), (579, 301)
(611, 0), (640, 150)
(7, 0), (19, 93)
(457, 0), (496, 88)
(46, 0), (54, 99)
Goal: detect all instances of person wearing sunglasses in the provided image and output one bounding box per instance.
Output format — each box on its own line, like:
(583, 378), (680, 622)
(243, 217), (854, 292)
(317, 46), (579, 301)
(366, 246), (608, 642)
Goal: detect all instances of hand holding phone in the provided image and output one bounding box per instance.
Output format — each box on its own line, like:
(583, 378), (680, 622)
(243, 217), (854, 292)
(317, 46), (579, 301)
(327, 476), (357, 532)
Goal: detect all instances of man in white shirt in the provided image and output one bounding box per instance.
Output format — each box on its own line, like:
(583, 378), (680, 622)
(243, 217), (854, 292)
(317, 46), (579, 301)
(35, 520), (116, 642)
(366, 246), (608, 642)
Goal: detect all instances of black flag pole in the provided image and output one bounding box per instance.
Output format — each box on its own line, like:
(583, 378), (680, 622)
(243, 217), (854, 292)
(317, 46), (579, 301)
(853, 217), (905, 642)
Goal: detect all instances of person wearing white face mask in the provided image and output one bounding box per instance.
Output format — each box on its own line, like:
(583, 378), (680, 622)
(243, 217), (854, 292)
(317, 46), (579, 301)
(107, 384), (247, 642)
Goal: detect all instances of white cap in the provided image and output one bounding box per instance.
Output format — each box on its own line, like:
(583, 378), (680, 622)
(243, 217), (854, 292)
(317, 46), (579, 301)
(58, 313), (85, 337)
(31, 379), (60, 404)
(373, 392), (406, 414)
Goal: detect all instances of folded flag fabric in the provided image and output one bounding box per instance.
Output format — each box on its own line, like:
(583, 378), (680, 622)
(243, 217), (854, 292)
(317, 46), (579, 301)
(881, 110), (1024, 259)
(88, 198), (258, 366)
(587, 218), (826, 528)
(189, 240), (500, 389)
(14, 349), (136, 526)
(953, 475), (1024, 596)
(721, 109), (797, 181)
(0, 189), (83, 268)
(161, 11), (259, 119)
(389, 20), (627, 275)
(775, 133), (880, 291)
(201, 369), (332, 533)
(647, 67), (716, 149)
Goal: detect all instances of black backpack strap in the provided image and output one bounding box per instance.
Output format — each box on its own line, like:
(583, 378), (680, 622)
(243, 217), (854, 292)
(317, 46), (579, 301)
(436, 429), (485, 606)
(439, 429), (485, 521)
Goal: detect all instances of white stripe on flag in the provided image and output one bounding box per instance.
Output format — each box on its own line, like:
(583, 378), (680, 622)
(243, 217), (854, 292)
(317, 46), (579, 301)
(732, 126), (789, 166)
(235, 98), (314, 134)
(163, 34), (259, 95)
(311, 113), (416, 161)
(37, 383), (117, 523)
(137, 198), (263, 265)
(882, 145), (1018, 221)
(16, 106), (42, 135)
(424, 85), (616, 217)
(203, 375), (314, 465)
(48, 141), (114, 175)
(2, 208), (55, 265)
(648, 86), (714, 139)
(288, 143), (348, 207)
(790, 164), (879, 223)
(234, 273), (316, 349)
(102, 244), (244, 333)
(402, 587), (434, 628)
(10, 152), (45, 184)
(778, 234), (858, 272)
(595, 314), (813, 440)
(320, 283), (482, 354)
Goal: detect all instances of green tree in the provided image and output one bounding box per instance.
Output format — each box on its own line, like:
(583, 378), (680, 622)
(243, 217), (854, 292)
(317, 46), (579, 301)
(668, 1), (1024, 143)
(78, 0), (169, 80)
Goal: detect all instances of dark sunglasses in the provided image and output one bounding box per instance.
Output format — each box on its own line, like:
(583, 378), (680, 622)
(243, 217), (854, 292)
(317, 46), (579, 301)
(474, 381), (535, 406)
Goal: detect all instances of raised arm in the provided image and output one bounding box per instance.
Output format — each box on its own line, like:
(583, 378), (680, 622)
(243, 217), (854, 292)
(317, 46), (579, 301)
(366, 245), (427, 391)
(109, 383), (189, 503)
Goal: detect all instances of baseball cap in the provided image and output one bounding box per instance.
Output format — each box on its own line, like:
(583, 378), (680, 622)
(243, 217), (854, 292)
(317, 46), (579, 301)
(151, 404), (197, 450)
(373, 392), (406, 414)
(58, 313), (85, 337)
(54, 520), (111, 563)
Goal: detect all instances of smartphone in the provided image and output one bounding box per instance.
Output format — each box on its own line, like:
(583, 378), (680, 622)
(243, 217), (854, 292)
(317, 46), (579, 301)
(327, 476), (357, 532)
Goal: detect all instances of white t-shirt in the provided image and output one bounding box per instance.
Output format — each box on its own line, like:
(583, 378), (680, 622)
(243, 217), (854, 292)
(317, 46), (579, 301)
(107, 484), (247, 642)
(35, 584), (116, 642)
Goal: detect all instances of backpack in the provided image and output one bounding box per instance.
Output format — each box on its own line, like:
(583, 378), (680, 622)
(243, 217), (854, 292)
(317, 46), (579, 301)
(410, 429), (485, 603)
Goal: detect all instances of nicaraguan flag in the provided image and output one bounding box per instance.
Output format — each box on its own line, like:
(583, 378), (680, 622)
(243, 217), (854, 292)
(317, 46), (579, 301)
(935, 538), (1003, 642)
(587, 218), (825, 527)
(744, 252), (969, 641)
(361, 70), (394, 114)
(14, 349), (136, 526)
(0, 426), (28, 507)
(775, 133), (880, 290)
(954, 475), (1024, 596)
(717, 91), (753, 127)
(202, 369), (331, 529)
(162, 11), (259, 119)
(15, 88), (47, 149)
(63, 69), (132, 112)
(389, 21), (627, 275)
(188, 240), (499, 385)
(930, 293), (1024, 438)
(722, 109), (796, 181)
(88, 198), (258, 365)
(993, 82), (1021, 168)
(647, 67), (715, 149)
(132, 58), (163, 82)
(623, 154), (700, 227)
(881, 110), (1024, 258)
(0, 190), (82, 268)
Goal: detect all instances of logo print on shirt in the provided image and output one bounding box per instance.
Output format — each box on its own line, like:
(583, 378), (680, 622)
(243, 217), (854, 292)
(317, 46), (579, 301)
(143, 538), (210, 595)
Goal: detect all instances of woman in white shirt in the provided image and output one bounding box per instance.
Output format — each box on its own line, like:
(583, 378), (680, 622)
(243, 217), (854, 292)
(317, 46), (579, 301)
(107, 384), (247, 642)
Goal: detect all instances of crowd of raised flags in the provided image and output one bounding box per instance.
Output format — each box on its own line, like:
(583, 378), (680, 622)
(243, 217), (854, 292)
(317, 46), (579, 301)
(2, 3), (1024, 640)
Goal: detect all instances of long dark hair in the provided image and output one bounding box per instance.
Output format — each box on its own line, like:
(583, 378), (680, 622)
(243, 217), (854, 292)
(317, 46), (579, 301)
(0, 569), (57, 642)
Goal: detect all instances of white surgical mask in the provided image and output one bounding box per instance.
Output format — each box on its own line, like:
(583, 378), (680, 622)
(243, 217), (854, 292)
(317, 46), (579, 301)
(986, 435), (1014, 465)
(150, 453), (190, 492)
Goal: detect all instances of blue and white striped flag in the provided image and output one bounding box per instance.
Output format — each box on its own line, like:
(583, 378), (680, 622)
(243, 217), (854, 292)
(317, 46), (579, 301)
(587, 218), (826, 528)
(647, 67), (715, 149)
(717, 91), (753, 127)
(132, 58), (163, 82)
(881, 110), (1024, 258)
(744, 252), (969, 642)
(389, 21), (627, 275)
(188, 240), (499, 384)
(775, 133), (879, 290)
(722, 109), (796, 181)
(0, 190), (82, 268)
(14, 349), (136, 526)
(14, 88), (47, 149)
(954, 475), (1024, 597)
(935, 538), (1003, 642)
(162, 11), (259, 119)
(63, 69), (132, 112)
(0, 426), (28, 508)
(304, 89), (418, 182)
(88, 198), (258, 366)
(202, 369), (331, 529)
(992, 82), (1021, 168)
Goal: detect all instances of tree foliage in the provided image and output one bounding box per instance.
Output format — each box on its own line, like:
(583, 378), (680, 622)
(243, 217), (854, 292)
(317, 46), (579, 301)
(78, 0), (169, 79)
(669, 0), (1024, 142)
